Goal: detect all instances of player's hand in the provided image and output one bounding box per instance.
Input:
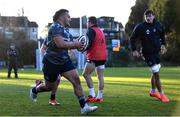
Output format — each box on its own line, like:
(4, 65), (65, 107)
(73, 40), (84, 48)
(161, 45), (167, 55)
(132, 50), (140, 57)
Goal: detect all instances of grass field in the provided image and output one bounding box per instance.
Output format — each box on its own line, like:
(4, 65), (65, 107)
(0, 67), (180, 116)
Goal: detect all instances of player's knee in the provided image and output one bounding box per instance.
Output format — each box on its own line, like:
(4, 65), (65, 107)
(150, 64), (161, 73)
(97, 75), (104, 80)
(97, 65), (105, 69)
(157, 64), (161, 69)
(72, 80), (82, 90)
(45, 84), (53, 91)
(46, 86), (52, 91)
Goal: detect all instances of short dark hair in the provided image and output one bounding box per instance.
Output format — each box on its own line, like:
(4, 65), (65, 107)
(53, 9), (69, 22)
(88, 16), (97, 25)
(144, 9), (155, 16)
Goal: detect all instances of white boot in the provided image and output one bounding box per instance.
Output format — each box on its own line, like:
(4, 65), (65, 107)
(81, 103), (98, 114)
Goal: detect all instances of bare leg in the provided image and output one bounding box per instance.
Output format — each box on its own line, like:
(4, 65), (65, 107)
(154, 72), (162, 93)
(151, 74), (156, 90)
(95, 67), (105, 99)
(36, 80), (57, 93)
(82, 62), (95, 89)
(95, 67), (104, 90)
(62, 69), (84, 96)
(51, 76), (61, 95)
(62, 69), (86, 108)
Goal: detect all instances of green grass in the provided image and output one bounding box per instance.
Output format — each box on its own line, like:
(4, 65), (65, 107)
(0, 67), (180, 116)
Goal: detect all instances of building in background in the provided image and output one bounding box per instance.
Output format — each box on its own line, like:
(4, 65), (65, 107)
(69, 17), (87, 38)
(38, 16), (126, 69)
(0, 16), (38, 40)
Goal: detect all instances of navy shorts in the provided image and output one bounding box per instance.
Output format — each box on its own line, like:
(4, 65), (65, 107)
(87, 60), (106, 67)
(43, 58), (75, 82)
(143, 53), (160, 67)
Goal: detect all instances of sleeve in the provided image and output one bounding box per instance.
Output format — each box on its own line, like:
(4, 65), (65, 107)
(130, 24), (140, 51)
(86, 28), (96, 48)
(42, 38), (48, 46)
(70, 34), (73, 42)
(159, 23), (166, 46)
(51, 25), (64, 38)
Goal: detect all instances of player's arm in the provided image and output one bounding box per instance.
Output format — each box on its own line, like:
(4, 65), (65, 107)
(40, 38), (48, 55)
(53, 36), (83, 49)
(86, 28), (96, 48)
(51, 25), (83, 49)
(130, 24), (140, 57)
(40, 44), (47, 55)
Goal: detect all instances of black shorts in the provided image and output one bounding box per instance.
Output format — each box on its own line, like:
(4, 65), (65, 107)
(143, 53), (160, 67)
(43, 58), (75, 82)
(87, 60), (106, 67)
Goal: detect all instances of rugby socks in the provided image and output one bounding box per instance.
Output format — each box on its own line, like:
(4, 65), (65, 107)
(151, 89), (156, 93)
(32, 87), (37, 94)
(50, 94), (56, 100)
(89, 88), (95, 97)
(96, 90), (103, 99)
(78, 96), (86, 108)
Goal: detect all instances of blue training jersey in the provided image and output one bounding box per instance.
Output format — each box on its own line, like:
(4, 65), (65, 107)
(43, 22), (73, 65)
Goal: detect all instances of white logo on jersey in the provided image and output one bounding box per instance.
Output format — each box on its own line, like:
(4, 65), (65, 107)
(153, 28), (156, 32)
(146, 29), (150, 34)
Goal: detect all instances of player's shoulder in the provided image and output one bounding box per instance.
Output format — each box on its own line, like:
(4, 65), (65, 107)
(133, 23), (143, 31)
(87, 27), (96, 34)
(154, 20), (163, 28)
(154, 20), (161, 25)
(49, 22), (64, 34)
(50, 22), (63, 30)
(137, 22), (145, 28)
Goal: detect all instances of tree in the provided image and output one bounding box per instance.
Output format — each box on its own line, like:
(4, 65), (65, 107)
(149, 0), (167, 22)
(126, 0), (180, 64)
(14, 31), (27, 40)
(0, 39), (37, 68)
(150, 0), (180, 63)
(125, 0), (150, 35)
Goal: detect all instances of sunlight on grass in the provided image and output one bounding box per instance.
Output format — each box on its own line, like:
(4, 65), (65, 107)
(0, 67), (180, 116)
(1, 75), (179, 88)
(105, 77), (180, 84)
(0, 73), (43, 79)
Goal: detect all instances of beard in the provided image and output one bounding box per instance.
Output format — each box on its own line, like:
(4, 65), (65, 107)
(146, 19), (153, 23)
(64, 21), (70, 27)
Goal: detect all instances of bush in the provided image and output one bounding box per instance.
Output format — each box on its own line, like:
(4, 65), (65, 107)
(106, 48), (132, 67)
